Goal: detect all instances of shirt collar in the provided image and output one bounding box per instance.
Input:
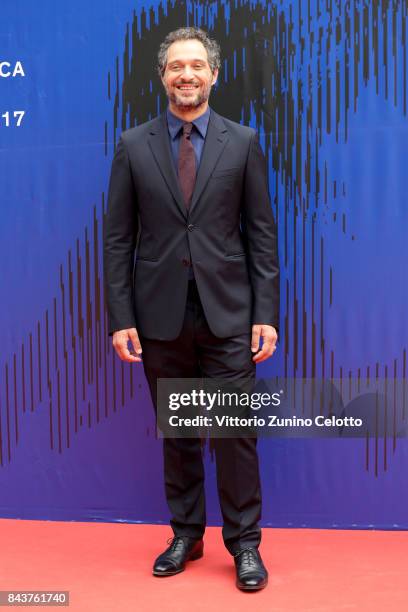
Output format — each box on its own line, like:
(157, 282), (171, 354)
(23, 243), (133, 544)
(166, 105), (211, 140)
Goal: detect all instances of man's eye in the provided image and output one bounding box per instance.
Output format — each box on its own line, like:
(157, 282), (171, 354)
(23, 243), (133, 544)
(169, 65), (203, 70)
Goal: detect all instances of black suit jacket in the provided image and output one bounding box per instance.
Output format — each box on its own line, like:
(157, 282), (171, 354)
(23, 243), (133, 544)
(103, 107), (279, 340)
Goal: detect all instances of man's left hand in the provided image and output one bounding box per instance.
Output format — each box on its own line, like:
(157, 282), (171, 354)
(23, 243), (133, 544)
(251, 324), (278, 363)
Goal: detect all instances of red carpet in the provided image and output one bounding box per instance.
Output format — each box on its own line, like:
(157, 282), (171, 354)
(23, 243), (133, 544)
(0, 520), (407, 611)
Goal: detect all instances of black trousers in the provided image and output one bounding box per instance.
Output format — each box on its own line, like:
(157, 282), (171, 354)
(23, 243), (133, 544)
(139, 279), (262, 555)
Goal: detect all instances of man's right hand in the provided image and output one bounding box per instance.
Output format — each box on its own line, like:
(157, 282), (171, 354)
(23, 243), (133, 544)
(112, 327), (143, 363)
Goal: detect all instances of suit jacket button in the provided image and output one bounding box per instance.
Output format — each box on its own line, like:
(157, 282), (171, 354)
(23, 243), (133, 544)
(182, 258), (190, 266)
(187, 224), (195, 232)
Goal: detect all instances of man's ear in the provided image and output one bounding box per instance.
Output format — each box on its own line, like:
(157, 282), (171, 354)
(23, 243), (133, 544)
(211, 68), (219, 86)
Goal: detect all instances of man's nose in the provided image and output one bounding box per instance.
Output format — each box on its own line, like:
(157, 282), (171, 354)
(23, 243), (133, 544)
(180, 66), (194, 78)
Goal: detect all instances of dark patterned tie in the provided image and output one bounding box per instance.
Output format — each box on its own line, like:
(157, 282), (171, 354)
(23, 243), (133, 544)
(178, 122), (196, 210)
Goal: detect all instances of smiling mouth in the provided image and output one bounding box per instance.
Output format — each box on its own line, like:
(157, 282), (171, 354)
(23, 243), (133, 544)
(176, 85), (199, 91)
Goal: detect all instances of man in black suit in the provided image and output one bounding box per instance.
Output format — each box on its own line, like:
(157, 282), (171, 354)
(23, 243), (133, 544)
(103, 27), (279, 591)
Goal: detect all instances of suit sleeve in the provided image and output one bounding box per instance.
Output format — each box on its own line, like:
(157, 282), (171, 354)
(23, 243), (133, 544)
(241, 129), (280, 332)
(103, 136), (139, 336)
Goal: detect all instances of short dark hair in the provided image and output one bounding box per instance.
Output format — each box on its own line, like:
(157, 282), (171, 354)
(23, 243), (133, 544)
(157, 27), (221, 78)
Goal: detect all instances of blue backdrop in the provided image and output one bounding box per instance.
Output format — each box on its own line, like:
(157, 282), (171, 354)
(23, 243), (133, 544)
(0, 0), (407, 528)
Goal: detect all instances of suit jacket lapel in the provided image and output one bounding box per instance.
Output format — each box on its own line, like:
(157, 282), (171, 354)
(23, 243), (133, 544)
(147, 108), (229, 218)
(189, 109), (229, 214)
(148, 112), (187, 220)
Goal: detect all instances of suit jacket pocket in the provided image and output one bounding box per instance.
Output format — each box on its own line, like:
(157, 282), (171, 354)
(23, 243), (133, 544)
(136, 255), (159, 262)
(211, 166), (241, 179)
(225, 252), (246, 259)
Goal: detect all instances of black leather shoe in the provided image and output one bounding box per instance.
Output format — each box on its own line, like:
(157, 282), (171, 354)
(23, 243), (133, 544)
(152, 536), (204, 576)
(234, 547), (268, 591)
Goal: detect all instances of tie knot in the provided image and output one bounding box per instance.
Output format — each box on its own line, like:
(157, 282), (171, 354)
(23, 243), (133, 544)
(182, 122), (193, 137)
